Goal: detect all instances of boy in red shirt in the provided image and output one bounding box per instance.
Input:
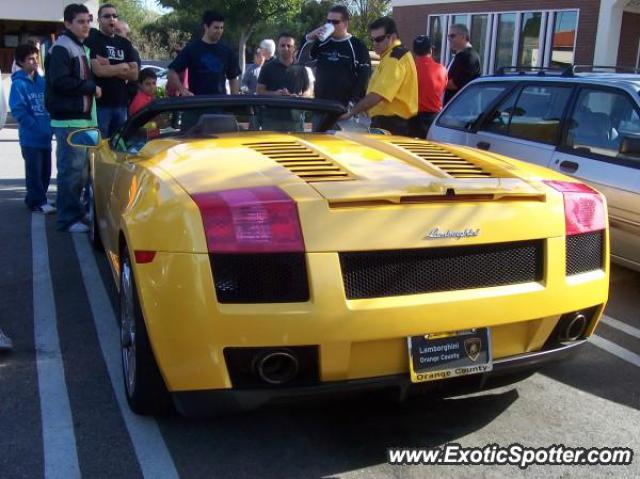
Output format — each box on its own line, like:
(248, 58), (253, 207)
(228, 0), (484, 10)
(129, 68), (157, 115)
(411, 35), (447, 138)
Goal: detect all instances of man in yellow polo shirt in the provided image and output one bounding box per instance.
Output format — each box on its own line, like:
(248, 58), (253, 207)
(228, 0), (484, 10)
(339, 16), (417, 136)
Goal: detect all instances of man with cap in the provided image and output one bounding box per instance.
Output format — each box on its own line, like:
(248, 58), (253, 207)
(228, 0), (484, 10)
(411, 35), (447, 138)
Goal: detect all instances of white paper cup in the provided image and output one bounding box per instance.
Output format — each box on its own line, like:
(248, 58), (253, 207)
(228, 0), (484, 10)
(319, 23), (335, 41)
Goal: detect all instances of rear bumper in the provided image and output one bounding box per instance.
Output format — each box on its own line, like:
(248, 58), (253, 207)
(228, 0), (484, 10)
(172, 339), (586, 416)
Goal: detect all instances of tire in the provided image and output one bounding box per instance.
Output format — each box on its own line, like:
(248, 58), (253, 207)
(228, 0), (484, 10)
(120, 248), (173, 415)
(88, 184), (103, 251)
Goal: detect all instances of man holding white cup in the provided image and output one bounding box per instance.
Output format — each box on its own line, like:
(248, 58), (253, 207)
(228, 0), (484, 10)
(301, 5), (370, 115)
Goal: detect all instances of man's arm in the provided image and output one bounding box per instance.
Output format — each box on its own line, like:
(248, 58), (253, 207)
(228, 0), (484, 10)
(229, 76), (240, 94)
(167, 69), (192, 96)
(256, 83), (290, 96)
(8, 83), (37, 130)
(91, 58), (131, 78)
(227, 50), (242, 95)
(122, 41), (139, 81)
(338, 92), (383, 120)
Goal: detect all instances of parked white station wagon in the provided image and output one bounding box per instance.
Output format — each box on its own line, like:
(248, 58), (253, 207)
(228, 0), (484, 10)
(428, 68), (640, 271)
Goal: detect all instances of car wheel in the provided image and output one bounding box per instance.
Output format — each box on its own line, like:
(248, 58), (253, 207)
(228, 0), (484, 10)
(88, 184), (103, 251)
(120, 248), (173, 415)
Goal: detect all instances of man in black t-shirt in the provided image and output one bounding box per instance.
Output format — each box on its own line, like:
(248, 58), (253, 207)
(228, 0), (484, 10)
(301, 5), (370, 107)
(444, 23), (481, 105)
(167, 10), (240, 96)
(257, 34), (310, 96)
(257, 33), (310, 131)
(85, 3), (138, 137)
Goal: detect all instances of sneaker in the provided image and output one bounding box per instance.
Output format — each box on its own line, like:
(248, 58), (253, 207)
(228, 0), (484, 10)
(68, 221), (89, 233)
(32, 204), (57, 215)
(0, 329), (13, 351)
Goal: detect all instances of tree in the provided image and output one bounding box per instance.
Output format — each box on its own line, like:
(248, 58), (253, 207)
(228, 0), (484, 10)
(157, 0), (303, 70)
(345, 0), (391, 47)
(106, 0), (158, 34)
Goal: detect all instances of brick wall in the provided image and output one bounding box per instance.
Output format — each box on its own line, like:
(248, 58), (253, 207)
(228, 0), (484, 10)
(617, 11), (640, 67)
(393, 0), (601, 65)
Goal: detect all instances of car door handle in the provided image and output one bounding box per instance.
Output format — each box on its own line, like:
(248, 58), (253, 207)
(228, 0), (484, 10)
(477, 141), (491, 151)
(559, 160), (579, 173)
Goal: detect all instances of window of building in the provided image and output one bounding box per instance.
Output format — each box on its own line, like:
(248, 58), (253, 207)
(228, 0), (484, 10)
(495, 13), (517, 71)
(565, 89), (640, 163)
(518, 12), (543, 67)
(428, 15), (444, 63)
(471, 14), (490, 74)
(428, 9), (578, 75)
(549, 11), (578, 68)
(452, 14), (469, 27)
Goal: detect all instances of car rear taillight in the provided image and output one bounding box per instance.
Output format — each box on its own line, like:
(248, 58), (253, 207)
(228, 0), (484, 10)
(543, 181), (606, 235)
(191, 186), (304, 253)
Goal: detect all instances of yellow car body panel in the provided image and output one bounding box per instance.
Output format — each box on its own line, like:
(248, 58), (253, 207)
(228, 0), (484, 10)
(90, 129), (609, 398)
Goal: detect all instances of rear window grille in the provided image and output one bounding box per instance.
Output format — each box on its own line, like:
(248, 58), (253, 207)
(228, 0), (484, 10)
(340, 240), (544, 299)
(390, 141), (496, 178)
(211, 253), (309, 303)
(245, 141), (354, 182)
(566, 231), (604, 275)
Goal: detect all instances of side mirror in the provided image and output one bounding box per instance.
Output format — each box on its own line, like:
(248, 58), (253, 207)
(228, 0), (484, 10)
(67, 128), (102, 148)
(619, 135), (640, 158)
(368, 127), (392, 135)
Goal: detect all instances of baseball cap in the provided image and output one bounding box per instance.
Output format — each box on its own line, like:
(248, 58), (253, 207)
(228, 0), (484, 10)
(413, 35), (433, 56)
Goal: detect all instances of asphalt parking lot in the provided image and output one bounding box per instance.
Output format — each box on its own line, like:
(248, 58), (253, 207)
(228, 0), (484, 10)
(0, 126), (638, 479)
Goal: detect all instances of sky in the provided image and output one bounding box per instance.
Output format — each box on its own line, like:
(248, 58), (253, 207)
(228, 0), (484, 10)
(143, 0), (171, 14)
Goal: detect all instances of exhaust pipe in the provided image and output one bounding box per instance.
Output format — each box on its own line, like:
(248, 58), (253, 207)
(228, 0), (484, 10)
(255, 351), (299, 385)
(558, 312), (588, 341)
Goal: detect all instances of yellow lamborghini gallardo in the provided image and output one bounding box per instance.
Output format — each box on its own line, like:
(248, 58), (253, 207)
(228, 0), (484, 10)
(70, 96), (609, 416)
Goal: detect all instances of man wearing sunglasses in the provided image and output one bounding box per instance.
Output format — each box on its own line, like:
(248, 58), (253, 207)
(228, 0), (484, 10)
(85, 3), (138, 137)
(339, 16), (417, 136)
(301, 6), (370, 113)
(444, 23), (480, 105)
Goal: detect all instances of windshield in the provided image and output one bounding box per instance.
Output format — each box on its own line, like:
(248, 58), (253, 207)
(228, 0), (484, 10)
(113, 97), (344, 154)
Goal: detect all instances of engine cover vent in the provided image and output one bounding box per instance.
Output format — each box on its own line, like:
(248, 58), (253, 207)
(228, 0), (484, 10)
(245, 141), (354, 182)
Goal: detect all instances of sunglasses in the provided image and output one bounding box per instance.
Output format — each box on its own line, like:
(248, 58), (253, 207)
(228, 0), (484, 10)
(371, 34), (389, 44)
(326, 19), (341, 25)
(101, 14), (118, 19)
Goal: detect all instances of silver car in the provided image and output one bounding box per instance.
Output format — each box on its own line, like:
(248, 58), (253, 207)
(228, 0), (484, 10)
(428, 70), (640, 271)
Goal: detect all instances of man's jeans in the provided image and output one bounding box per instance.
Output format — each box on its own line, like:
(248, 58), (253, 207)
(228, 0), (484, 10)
(21, 146), (52, 208)
(97, 106), (127, 138)
(53, 127), (88, 230)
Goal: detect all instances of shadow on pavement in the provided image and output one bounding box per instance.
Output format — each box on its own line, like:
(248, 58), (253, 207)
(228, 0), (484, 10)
(158, 389), (519, 478)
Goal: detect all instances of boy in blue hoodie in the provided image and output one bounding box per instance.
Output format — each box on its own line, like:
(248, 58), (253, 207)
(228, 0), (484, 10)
(9, 44), (55, 214)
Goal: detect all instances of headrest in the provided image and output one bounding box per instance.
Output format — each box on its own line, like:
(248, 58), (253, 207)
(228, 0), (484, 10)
(186, 114), (239, 137)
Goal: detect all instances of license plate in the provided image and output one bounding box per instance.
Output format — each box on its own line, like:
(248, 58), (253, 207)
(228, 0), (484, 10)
(407, 328), (492, 383)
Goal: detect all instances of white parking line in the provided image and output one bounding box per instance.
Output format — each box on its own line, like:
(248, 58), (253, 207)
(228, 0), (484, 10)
(601, 315), (640, 340)
(591, 335), (640, 368)
(31, 215), (81, 479)
(72, 235), (179, 479)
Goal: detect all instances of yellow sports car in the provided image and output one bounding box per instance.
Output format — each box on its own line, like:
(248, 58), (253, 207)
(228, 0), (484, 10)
(70, 96), (609, 416)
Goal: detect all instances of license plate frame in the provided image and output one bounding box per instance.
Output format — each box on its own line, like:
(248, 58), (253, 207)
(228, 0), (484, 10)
(407, 328), (492, 383)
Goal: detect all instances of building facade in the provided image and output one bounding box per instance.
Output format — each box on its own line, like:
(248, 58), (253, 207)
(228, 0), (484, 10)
(392, 0), (640, 74)
(0, 0), (98, 73)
